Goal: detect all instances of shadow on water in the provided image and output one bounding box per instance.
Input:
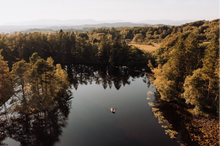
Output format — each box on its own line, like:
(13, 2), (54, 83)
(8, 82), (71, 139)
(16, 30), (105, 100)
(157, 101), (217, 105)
(0, 65), (146, 146)
(1, 65), (218, 146)
(66, 65), (145, 90)
(0, 90), (72, 146)
(149, 91), (219, 146)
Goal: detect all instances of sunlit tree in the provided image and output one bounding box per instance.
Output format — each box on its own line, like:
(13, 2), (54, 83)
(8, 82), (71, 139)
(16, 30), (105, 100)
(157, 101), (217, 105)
(0, 50), (13, 107)
(11, 53), (70, 114)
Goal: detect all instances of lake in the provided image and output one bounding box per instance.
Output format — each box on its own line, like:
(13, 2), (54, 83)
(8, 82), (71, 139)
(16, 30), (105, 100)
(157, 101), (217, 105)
(1, 66), (201, 146)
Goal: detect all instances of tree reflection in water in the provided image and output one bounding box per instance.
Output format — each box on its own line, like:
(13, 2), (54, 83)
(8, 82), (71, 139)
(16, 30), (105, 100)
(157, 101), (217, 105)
(149, 91), (219, 146)
(0, 65), (147, 146)
(0, 90), (72, 146)
(67, 65), (145, 90)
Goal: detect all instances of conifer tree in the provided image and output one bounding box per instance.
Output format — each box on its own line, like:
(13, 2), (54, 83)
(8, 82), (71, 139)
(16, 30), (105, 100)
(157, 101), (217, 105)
(0, 50), (13, 106)
(183, 35), (219, 114)
(11, 53), (70, 114)
(11, 60), (29, 113)
(99, 35), (111, 65)
(202, 35), (219, 100)
(110, 36), (121, 66)
(152, 33), (203, 102)
(183, 69), (206, 112)
(184, 33), (200, 74)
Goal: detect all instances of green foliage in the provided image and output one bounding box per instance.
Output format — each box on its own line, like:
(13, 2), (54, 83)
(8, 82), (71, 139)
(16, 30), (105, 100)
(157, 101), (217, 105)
(128, 47), (146, 68)
(99, 35), (111, 65)
(0, 50), (13, 106)
(151, 28), (219, 115)
(11, 53), (70, 114)
(153, 34), (198, 101)
(109, 36), (130, 66)
(132, 33), (144, 43)
(11, 60), (29, 110)
(202, 35), (219, 78)
(0, 19), (217, 69)
(153, 70), (177, 102)
(78, 33), (89, 40)
(183, 69), (206, 110)
(0, 19), (220, 115)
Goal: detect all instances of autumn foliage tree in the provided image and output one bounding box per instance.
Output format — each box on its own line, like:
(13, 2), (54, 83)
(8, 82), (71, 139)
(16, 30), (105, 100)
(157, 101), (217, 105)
(11, 53), (70, 114)
(183, 35), (219, 114)
(0, 50), (13, 106)
(152, 33), (197, 101)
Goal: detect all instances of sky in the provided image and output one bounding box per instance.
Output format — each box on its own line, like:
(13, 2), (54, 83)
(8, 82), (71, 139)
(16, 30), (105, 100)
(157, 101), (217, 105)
(0, 0), (219, 25)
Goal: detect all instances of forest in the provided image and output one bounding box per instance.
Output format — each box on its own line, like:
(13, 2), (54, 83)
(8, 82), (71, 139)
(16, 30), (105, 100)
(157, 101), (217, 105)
(148, 19), (219, 116)
(0, 18), (219, 115)
(0, 18), (219, 146)
(0, 29), (151, 70)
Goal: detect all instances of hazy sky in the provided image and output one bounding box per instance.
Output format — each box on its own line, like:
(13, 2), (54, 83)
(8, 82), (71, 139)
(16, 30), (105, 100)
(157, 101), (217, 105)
(0, 0), (219, 24)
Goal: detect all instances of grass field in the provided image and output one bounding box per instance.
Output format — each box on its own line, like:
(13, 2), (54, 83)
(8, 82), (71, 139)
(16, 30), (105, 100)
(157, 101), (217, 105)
(129, 43), (161, 53)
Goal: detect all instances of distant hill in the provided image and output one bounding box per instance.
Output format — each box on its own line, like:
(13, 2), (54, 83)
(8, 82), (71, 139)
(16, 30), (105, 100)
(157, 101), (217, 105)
(0, 19), (197, 33)
(5, 19), (196, 26)
(5, 19), (100, 26)
(138, 19), (196, 25)
(0, 22), (153, 33)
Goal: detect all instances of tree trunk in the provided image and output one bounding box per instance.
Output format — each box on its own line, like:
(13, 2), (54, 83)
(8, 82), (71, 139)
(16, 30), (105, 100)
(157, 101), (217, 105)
(214, 95), (218, 102)
(207, 79), (211, 101)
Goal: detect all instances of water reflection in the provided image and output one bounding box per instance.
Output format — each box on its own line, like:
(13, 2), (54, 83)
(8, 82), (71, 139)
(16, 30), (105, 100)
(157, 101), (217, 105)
(67, 65), (146, 90)
(2, 65), (217, 146)
(150, 91), (219, 146)
(0, 90), (72, 146)
(0, 65), (148, 146)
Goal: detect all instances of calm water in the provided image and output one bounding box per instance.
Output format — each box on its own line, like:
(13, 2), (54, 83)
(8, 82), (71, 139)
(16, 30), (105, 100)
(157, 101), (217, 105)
(55, 77), (179, 146)
(2, 66), (190, 146)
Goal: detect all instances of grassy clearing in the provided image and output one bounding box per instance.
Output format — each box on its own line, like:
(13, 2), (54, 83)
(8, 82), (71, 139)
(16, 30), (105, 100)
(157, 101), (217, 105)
(129, 43), (161, 53)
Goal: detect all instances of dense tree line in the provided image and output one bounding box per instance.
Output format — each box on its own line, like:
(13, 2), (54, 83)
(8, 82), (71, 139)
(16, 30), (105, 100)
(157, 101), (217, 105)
(0, 19), (219, 115)
(0, 84), (72, 146)
(0, 19), (218, 145)
(0, 19), (218, 69)
(0, 30), (148, 70)
(85, 19), (219, 44)
(0, 52), (70, 114)
(0, 65), (148, 145)
(0, 52), (70, 145)
(151, 92), (219, 146)
(21, 19), (219, 45)
(149, 31), (219, 115)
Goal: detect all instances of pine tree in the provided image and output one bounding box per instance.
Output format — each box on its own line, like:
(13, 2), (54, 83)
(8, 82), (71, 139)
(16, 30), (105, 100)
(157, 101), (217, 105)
(11, 53), (70, 114)
(0, 50), (13, 106)
(201, 35), (219, 102)
(11, 60), (29, 113)
(183, 35), (219, 114)
(183, 69), (206, 112)
(99, 35), (111, 65)
(110, 36), (121, 66)
(184, 33), (200, 75)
